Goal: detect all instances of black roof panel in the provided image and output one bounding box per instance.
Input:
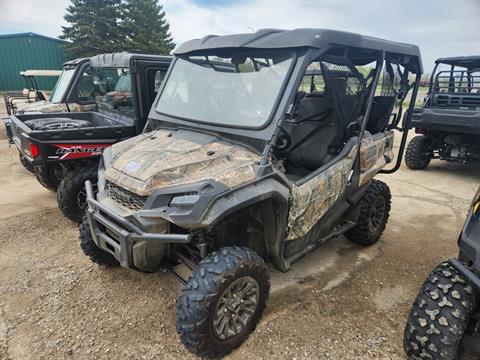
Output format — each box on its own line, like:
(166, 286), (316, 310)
(435, 55), (480, 68)
(175, 28), (421, 57)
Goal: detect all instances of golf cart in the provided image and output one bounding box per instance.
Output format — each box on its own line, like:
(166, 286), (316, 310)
(404, 188), (480, 359)
(405, 56), (480, 169)
(3, 69), (62, 115)
(5, 53), (172, 222)
(14, 58), (96, 115)
(79, 29), (422, 357)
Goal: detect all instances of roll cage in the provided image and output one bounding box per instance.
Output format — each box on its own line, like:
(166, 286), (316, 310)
(426, 56), (480, 107)
(150, 29), (422, 173)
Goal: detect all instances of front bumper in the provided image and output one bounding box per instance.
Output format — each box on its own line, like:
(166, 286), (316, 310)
(84, 181), (191, 272)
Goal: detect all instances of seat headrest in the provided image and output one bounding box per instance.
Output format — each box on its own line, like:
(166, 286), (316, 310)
(297, 97), (331, 123)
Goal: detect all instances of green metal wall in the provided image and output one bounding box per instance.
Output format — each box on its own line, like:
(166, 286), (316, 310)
(0, 33), (67, 91)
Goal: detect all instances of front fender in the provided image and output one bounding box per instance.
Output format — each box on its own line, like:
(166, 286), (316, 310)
(201, 177), (291, 272)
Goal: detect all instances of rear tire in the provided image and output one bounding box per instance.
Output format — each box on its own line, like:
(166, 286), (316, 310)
(405, 135), (433, 170)
(57, 166), (98, 223)
(34, 164), (65, 192)
(346, 179), (391, 246)
(79, 217), (118, 267)
(19, 153), (34, 173)
(404, 261), (478, 360)
(177, 247), (270, 358)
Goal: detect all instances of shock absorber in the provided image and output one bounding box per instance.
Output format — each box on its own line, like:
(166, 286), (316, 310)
(193, 229), (208, 259)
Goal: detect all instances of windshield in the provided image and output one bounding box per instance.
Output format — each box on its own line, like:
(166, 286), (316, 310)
(49, 68), (75, 103)
(156, 52), (293, 128)
(93, 68), (134, 114)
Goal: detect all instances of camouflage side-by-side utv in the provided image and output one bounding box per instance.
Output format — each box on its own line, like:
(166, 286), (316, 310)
(79, 29), (422, 357)
(405, 56), (480, 169)
(404, 188), (480, 359)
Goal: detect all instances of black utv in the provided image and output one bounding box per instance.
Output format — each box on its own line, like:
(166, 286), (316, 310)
(79, 29), (422, 357)
(404, 188), (480, 359)
(5, 53), (171, 222)
(406, 56), (480, 169)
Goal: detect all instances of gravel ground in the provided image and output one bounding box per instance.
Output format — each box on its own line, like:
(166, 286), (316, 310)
(0, 108), (479, 359)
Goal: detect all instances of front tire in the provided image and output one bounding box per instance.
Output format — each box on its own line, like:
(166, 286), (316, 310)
(405, 135), (433, 170)
(346, 179), (391, 246)
(404, 261), (478, 360)
(79, 217), (119, 267)
(57, 166), (98, 223)
(176, 247), (270, 358)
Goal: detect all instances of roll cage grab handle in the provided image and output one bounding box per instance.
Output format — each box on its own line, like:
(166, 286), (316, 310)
(380, 70), (421, 174)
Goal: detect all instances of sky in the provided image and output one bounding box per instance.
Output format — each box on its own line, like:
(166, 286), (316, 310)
(0, 0), (479, 72)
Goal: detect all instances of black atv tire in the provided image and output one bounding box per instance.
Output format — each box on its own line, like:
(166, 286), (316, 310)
(177, 246), (270, 358)
(57, 166), (98, 223)
(33, 164), (65, 192)
(24, 118), (91, 130)
(405, 135), (433, 170)
(345, 179), (391, 246)
(404, 261), (478, 360)
(79, 217), (119, 267)
(19, 153), (34, 173)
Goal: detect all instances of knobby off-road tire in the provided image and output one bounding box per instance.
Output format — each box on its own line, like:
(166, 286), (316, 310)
(19, 153), (34, 173)
(57, 166), (98, 223)
(405, 135), (433, 170)
(176, 246), (270, 358)
(79, 217), (118, 267)
(404, 261), (478, 360)
(346, 179), (391, 246)
(33, 164), (64, 192)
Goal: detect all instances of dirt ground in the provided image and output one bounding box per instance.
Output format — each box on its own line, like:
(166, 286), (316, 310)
(0, 108), (479, 360)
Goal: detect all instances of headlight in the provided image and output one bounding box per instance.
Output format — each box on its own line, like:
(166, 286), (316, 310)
(170, 193), (199, 208)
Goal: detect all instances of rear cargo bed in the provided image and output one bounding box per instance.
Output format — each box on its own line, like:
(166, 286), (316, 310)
(410, 107), (480, 135)
(7, 111), (136, 164)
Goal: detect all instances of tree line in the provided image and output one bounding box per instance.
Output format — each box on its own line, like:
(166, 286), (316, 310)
(60, 0), (175, 59)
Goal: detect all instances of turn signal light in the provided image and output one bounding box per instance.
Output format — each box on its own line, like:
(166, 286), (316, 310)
(28, 142), (40, 158)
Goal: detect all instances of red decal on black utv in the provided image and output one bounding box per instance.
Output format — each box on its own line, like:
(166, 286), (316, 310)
(52, 144), (111, 160)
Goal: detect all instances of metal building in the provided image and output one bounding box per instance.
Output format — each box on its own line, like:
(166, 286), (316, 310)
(0, 32), (68, 91)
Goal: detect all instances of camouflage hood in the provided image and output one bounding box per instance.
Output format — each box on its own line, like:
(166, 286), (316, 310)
(105, 129), (261, 196)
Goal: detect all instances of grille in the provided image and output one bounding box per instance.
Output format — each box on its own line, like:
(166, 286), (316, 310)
(105, 181), (147, 211)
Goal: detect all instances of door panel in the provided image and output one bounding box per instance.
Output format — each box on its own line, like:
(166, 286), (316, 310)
(287, 145), (357, 240)
(359, 130), (394, 186)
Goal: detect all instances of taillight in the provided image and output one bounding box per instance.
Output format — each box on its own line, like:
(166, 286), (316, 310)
(28, 142), (40, 158)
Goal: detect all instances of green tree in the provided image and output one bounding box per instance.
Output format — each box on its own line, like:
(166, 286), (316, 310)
(61, 0), (124, 58)
(121, 0), (175, 54)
